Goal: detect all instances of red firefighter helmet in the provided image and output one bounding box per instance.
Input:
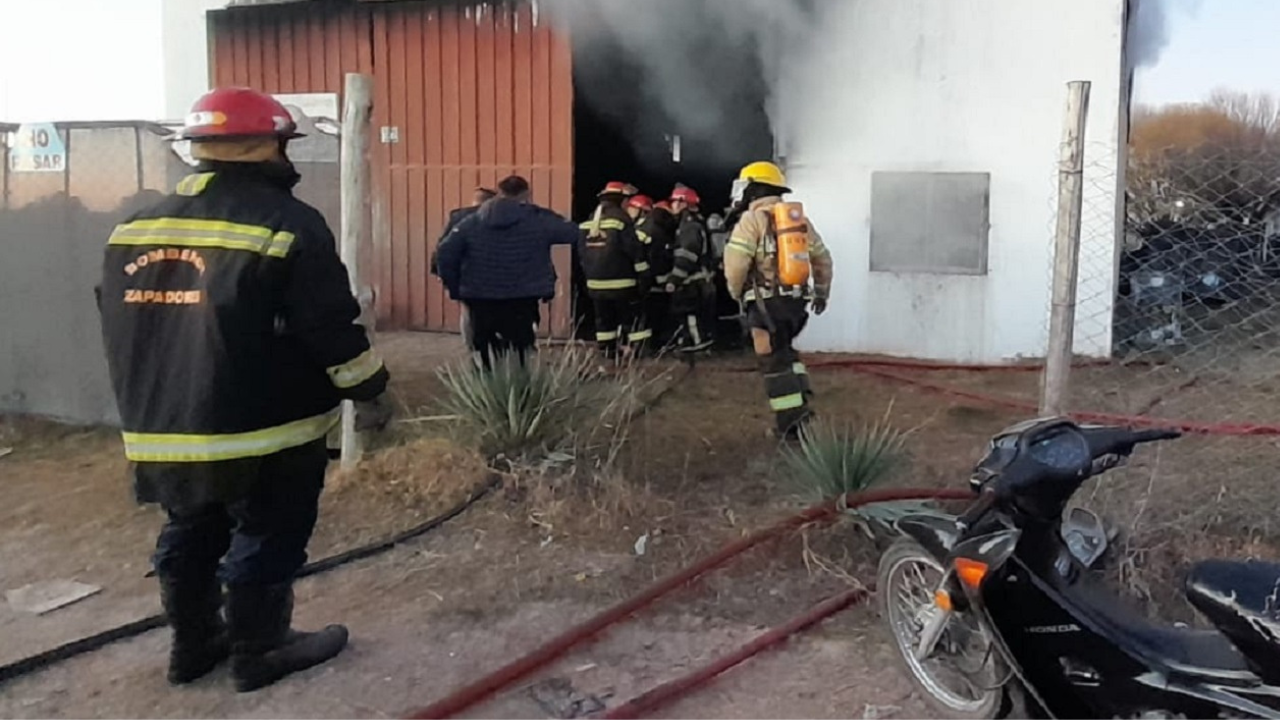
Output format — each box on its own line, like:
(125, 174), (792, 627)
(654, 200), (673, 213)
(598, 181), (635, 197)
(669, 185), (701, 207)
(627, 194), (654, 212)
(175, 87), (303, 141)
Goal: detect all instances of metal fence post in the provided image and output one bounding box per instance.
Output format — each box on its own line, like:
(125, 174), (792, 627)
(1040, 80), (1092, 416)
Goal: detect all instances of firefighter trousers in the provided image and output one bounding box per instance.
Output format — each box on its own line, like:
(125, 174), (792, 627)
(745, 297), (813, 436)
(152, 439), (328, 588)
(671, 283), (716, 353)
(646, 290), (674, 351)
(591, 291), (651, 358)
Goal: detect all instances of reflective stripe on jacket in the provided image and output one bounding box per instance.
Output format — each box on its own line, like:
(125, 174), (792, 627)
(670, 212), (714, 287)
(98, 162), (389, 465)
(578, 203), (648, 296)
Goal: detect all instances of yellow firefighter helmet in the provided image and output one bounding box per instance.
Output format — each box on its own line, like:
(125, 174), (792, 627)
(737, 161), (788, 189)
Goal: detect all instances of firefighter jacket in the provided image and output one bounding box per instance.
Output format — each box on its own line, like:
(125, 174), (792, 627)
(637, 207), (679, 289)
(671, 211), (714, 287)
(578, 203), (649, 297)
(97, 162), (389, 467)
(724, 195), (834, 304)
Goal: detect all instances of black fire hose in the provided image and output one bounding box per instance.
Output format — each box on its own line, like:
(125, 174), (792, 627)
(0, 474), (501, 686)
(0, 360), (694, 686)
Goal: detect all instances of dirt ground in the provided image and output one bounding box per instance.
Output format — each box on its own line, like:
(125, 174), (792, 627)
(2, 331), (1277, 717)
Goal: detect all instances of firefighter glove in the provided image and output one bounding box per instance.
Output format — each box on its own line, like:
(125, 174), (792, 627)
(812, 298), (829, 316)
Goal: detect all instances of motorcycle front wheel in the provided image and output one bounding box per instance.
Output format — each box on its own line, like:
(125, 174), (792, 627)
(878, 539), (1004, 719)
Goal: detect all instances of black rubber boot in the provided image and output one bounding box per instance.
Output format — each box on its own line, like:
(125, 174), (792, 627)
(158, 575), (229, 685)
(776, 409), (816, 442)
(227, 582), (348, 693)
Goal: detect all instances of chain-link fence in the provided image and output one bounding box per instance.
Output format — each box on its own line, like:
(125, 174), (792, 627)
(1045, 103), (1280, 609)
(1063, 138), (1280, 422)
(0, 111), (342, 425)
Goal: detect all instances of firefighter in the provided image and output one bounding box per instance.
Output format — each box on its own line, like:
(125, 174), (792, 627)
(626, 194), (654, 223)
(627, 194), (656, 295)
(723, 161), (834, 438)
(97, 88), (390, 692)
(667, 185), (716, 353)
(638, 200), (680, 350)
(579, 181), (651, 358)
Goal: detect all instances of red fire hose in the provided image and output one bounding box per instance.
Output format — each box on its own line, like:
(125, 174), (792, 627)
(848, 364), (1280, 437)
(806, 357), (1134, 373)
(602, 587), (872, 719)
(404, 487), (971, 719)
(725, 356), (1275, 436)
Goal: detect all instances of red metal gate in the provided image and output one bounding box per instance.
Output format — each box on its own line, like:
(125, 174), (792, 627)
(209, 1), (575, 336)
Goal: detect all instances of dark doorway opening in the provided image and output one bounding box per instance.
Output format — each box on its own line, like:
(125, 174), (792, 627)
(568, 17), (775, 341)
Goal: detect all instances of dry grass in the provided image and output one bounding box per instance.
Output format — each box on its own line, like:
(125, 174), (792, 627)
(1075, 439), (1280, 621)
(327, 436), (490, 515)
(0, 415), (116, 460)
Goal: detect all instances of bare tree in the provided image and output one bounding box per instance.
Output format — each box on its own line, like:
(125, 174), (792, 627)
(1129, 93), (1280, 227)
(1207, 89), (1280, 138)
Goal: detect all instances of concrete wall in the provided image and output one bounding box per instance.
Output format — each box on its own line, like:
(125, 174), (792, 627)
(0, 124), (187, 424)
(0, 121), (340, 425)
(778, 0), (1128, 362)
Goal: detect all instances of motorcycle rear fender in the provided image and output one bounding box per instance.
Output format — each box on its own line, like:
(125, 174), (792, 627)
(895, 514), (960, 561)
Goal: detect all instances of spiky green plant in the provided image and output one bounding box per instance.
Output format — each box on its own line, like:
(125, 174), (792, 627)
(436, 348), (599, 460)
(782, 418), (910, 503)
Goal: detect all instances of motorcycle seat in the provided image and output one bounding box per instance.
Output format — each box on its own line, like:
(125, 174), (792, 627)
(1186, 559), (1280, 682)
(1069, 575), (1250, 675)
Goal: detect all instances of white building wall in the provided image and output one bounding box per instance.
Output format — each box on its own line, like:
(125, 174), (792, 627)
(162, 0), (231, 120)
(780, 0), (1127, 362)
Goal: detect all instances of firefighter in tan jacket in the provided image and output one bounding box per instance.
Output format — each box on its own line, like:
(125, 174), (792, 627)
(723, 161), (834, 438)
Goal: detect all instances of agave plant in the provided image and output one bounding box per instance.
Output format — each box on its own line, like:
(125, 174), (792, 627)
(436, 348), (598, 460)
(782, 418), (910, 503)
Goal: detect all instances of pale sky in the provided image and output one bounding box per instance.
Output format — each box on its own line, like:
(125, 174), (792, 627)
(0, 0), (1271, 122)
(0, 0), (163, 122)
(1133, 0), (1280, 106)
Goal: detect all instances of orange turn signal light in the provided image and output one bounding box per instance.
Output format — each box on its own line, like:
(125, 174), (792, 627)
(954, 558), (990, 590)
(934, 589), (954, 611)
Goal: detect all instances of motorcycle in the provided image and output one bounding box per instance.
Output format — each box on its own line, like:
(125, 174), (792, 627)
(878, 417), (1280, 719)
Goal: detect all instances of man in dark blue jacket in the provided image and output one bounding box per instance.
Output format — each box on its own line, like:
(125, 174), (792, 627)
(437, 175), (578, 367)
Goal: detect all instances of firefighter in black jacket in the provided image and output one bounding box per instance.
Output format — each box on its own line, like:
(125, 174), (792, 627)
(667, 186), (716, 353)
(638, 200), (680, 350)
(97, 88), (390, 693)
(579, 181), (652, 357)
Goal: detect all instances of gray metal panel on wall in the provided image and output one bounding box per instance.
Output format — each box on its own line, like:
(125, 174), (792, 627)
(870, 171), (992, 276)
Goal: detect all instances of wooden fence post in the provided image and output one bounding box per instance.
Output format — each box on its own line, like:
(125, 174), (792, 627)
(340, 73), (374, 471)
(1040, 80), (1092, 416)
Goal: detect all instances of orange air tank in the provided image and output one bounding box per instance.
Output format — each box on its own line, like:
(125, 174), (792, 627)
(771, 201), (812, 287)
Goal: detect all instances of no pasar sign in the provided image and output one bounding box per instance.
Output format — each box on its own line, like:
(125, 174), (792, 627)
(8, 123), (67, 173)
